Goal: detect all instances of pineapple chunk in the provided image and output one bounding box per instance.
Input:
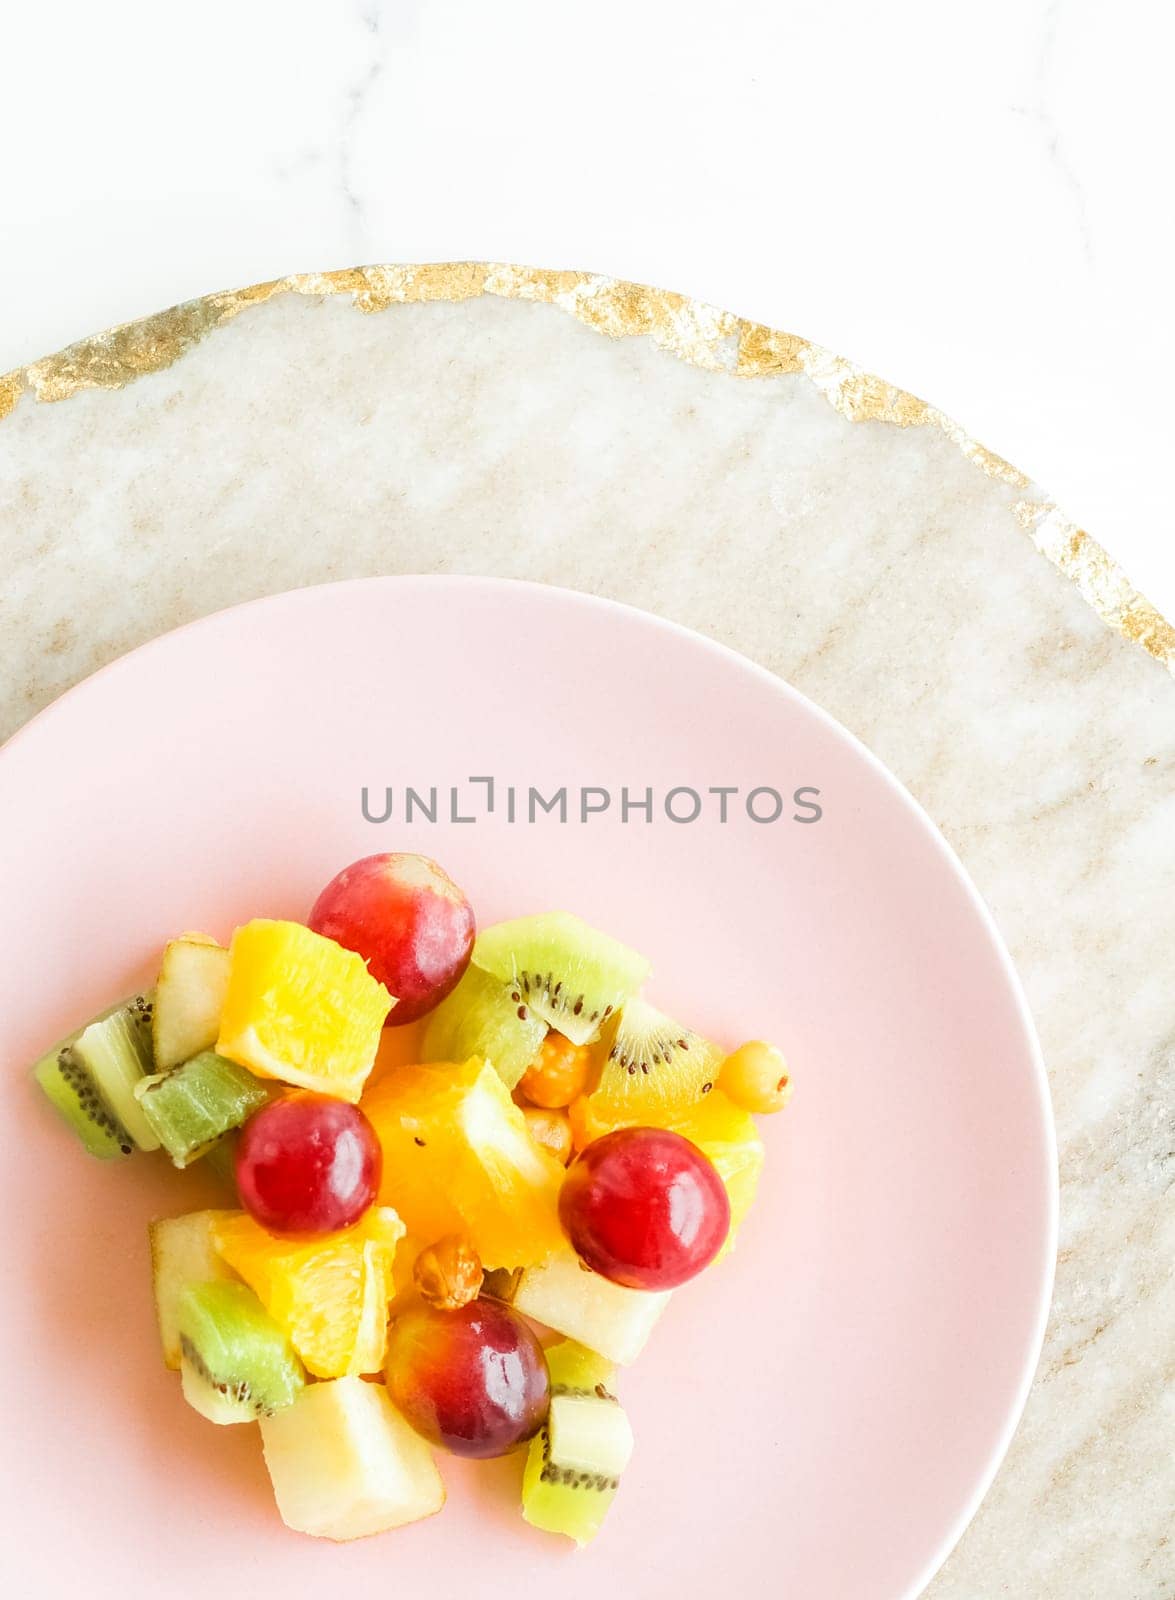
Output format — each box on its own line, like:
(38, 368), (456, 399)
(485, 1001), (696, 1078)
(153, 935), (231, 1071)
(260, 1378), (445, 1540)
(149, 1210), (239, 1369)
(495, 1247), (670, 1365)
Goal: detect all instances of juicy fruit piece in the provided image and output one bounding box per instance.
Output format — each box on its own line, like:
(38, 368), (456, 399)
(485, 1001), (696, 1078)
(488, 1248), (670, 1365)
(560, 1127), (731, 1290)
(213, 1206), (406, 1378)
(177, 1280), (305, 1424)
(413, 1235), (484, 1311)
(523, 1106), (574, 1165)
(473, 912), (650, 1047)
(235, 1094), (381, 1236)
(569, 1088), (765, 1242)
(149, 1209), (239, 1369)
(70, 997), (159, 1151)
(522, 1339), (634, 1547)
(135, 1051), (270, 1168)
(384, 1297), (549, 1459)
(152, 934), (231, 1071)
(591, 995), (722, 1112)
(518, 1032), (592, 1108)
(260, 1377), (445, 1540)
(217, 919), (392, 1102)
(33, 1034), (134, 1159)
(362, 1057), (565, 1269)
(308, 853), (475, 1025)
(718, 1039), (793, 1114)
(34, 997), (158, 1154)
(421, 964), (547, 1089)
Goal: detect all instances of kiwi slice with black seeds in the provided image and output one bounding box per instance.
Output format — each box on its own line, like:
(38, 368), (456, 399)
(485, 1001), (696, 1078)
(591, 995), (722, 1111)
(472, 913), (650, 1047)
(33, 1042), (135, 1159)
(421, 964), (548, 1088)
(521, 1339), (634, 1546)
(178, 1280), (305, 1425)
(32, 995), (157, 1156)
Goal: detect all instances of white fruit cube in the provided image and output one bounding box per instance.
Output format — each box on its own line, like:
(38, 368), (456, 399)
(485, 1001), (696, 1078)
(259, 1378), (445, 1540)
(512, 1249), (670, 1365)
(548, 1392), (635, 1478)
(153, 935), (231, 1071)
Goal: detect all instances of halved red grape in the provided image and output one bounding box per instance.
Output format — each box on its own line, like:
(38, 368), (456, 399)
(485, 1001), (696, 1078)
(235, 1093), (381, 1236)
(558, 1126), (731, 1289)
(384, 1297), (549, 1458)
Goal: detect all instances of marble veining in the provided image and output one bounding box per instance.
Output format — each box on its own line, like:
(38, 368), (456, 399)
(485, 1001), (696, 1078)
(0, 286), (1171, 1599)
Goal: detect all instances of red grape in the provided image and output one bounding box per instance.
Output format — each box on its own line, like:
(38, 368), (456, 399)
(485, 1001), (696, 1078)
(559, 1126), (731, 1289)
(308, 853), (475, 1024)
(235, 1094), (381, 1236)
(384, 1297), (549, 1458)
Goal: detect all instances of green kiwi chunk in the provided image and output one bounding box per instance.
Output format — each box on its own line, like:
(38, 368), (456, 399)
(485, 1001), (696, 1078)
(472, 913), (650, 1047)
(421, 964), (548, 1088)
(32, 995), (157, 1156)
(521, 1339), (634, 1546)
(33, 1041), (135, 1159)
(177, 1281), (305, 1425)
(592, 995), (722, 1111)
(135, 1051), (270, 1169)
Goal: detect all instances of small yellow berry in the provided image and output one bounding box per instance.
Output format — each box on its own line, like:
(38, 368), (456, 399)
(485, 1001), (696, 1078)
(718, 1041), (792, 1114)
(518, 1032), (592, 1109)
(522, 1106), (575, 1165)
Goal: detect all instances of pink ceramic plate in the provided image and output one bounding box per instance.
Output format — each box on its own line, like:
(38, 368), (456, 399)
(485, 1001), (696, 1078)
(0, 577), (1055, 1600)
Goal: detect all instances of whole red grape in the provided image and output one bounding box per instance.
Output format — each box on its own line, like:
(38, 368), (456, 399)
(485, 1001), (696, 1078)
(384, 1297), (549, 1458)
(236, 1093), (381, 1235)
(559, 1126), (730, 1289)
(308, 853), (475, 1024)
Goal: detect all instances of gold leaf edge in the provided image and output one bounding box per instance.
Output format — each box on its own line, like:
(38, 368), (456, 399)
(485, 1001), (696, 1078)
(2, 261), (1170, 675)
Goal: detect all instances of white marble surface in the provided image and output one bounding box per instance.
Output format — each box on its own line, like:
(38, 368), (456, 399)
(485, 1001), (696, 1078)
(0, 285), (1171, 1598)
(2, 0), (1173, 620)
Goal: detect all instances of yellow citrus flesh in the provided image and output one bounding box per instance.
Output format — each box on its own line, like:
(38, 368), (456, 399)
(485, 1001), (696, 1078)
(362, 1057), (566, 1270)
(216, 919), (393, 1103)
(569, 1087), (765, 1242)
(212, 1207), (405, 1378)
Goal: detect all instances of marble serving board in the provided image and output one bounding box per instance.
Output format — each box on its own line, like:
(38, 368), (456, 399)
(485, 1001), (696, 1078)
(1, 266), (1171, 1599)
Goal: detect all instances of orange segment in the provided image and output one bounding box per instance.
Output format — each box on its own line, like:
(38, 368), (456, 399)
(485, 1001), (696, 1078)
(212, 1206), (405, 1378)
(362, 1057), (566, 1270)
(216, 919), (392, 1103)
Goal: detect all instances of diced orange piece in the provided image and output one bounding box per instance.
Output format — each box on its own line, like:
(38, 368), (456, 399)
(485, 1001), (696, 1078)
(362, 1057), (566, 1270)
(213, 1206), (405, 1378)
(216, 919), (392, 1103)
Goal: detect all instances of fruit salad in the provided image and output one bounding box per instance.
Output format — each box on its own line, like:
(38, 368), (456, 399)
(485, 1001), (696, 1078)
(32, 852), (792, 1546)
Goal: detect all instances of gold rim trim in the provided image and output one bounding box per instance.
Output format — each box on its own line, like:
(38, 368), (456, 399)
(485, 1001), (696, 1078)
(3, 261), (1171, 673)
